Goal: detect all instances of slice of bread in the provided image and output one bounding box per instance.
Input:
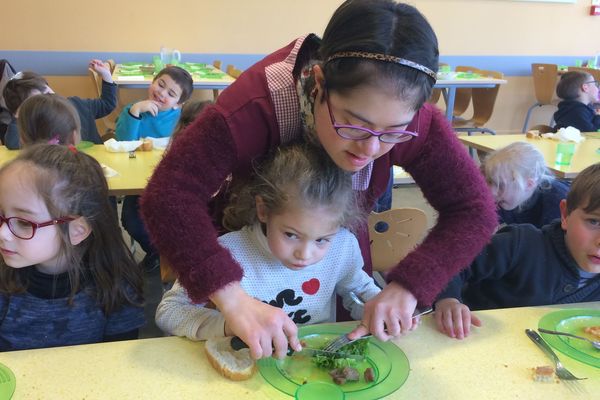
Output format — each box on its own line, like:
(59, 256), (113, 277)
(205, 336), (256, 381)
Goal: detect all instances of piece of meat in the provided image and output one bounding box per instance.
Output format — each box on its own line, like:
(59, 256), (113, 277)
(342, 366), (360, 381)
(364, 367), (375, 382)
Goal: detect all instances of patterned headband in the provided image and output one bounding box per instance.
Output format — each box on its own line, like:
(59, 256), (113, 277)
(325, 51), (437, 81)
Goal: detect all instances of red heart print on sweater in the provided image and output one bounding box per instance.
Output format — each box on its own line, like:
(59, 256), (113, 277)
(301, 278), (320, 295)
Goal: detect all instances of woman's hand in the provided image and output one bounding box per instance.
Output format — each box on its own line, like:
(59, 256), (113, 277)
(211, 282), (301, 360)
(347, 281), (418, 341)
(434, 298), (482, 339)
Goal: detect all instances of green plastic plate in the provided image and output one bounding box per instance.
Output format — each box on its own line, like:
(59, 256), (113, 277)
(257, 324), (409, 399)
(538, 308), (600, 368)
(0, 362), (16, 400)
(76, 140), (94, 150)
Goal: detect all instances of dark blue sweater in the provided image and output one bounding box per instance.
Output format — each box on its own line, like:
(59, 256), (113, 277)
(498, 179), (570, 228)
(553, 99), (600, 132)
(437, 221), (600, 310)
(4, 80), (117, 149)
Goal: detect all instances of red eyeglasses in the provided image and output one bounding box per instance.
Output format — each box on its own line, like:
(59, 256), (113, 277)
(0, 215), (75, 240)
(325, 91), (418, 144)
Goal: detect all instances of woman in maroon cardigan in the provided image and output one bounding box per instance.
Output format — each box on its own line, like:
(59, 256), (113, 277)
(141, 0), (497, 360)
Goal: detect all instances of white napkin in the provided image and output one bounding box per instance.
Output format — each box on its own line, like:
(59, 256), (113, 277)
(541, 126), (585, 143)
(146, 136), (170, 150)
(100, 163), (118, 178)
(103, 138), (142, 152)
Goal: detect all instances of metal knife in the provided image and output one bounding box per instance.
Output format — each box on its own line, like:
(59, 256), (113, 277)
(229, 336), (365, 360)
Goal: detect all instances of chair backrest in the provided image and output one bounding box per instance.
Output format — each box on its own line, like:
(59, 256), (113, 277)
(469, 69), (504, 127)
(226, 64), (242, 79)
(427, 88), (442, 104)
(531, 63), (558, 105)
(368, 208), (428, 272)
(106, 59), (116, 74)
(452, 66), (478, 117)
(567, 66), (600, 82)
(213, 60), (222, 70)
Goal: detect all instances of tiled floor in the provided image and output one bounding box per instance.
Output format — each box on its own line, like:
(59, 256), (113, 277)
(132, 184), (434, 339)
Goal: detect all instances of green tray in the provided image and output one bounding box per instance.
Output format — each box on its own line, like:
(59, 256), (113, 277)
(0, 362), (15, 400)
(257, 324), (409, 399)
(538, 308), (600, 368)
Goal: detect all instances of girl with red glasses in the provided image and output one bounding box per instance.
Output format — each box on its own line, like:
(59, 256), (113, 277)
(0, 144), (145, 351)
(142, 0), (497, 360)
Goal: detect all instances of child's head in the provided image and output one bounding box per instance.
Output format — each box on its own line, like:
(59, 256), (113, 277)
(170, 99), (212, 143)
(482, 142), (554, 211)
(149, 66), (193, 111)
(0, 144), (142, 311)
(2, 71), (53, 116)
(223, 142), (362, 270)
(560, 163), (600, 273)
(17, 94), (81, 147)
(307, 0), (438, 172)
(556, 71), (599, 104)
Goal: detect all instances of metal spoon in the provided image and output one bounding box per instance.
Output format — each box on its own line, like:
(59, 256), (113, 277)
(539, 328), (600, 350)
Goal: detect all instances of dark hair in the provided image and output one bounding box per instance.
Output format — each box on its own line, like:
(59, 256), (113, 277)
(170, 99), (212, 144)
(17, 94), (81, 146)
(0, 144), (143, 314)
(319, 0), (439, 110)
(223, 142), (363, 232)
(2, 71), (49, 115)
(154, 66), (193, 104)
(566, 163), (600, 215)
(556, 71), (591, 101)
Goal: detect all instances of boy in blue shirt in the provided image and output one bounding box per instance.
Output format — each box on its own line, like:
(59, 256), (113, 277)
(553, 71), (600, 132)
(115, 66), (193, 141)
(435, 163), (600, 339)
(3, 60), (116, 148)
(117, 66), (193, 272)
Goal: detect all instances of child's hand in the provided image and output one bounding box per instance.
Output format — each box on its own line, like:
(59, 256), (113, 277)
(130, 100), (160, 117)
(89, 59), (113, 83)
(434, 298), (482, 339)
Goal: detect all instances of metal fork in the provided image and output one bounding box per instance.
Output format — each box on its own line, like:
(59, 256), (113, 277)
(322, 307), (433, 352)
(525, 329), (586, 381)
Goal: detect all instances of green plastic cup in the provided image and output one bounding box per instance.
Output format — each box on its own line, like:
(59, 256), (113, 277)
(555, 142), (575, 166)
(574, 59), (583, 67)
(294, 382), (345, 400)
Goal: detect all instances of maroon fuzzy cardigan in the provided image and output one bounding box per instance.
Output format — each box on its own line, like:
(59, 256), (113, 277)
(141, 38), (497, 307)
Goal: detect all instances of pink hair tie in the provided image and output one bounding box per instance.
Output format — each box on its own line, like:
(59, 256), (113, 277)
(48, 135), (60, 145)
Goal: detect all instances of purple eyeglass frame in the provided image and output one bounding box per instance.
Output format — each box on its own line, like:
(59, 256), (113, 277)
(0, 215), (75, 240)
(325, 91), (418, 144)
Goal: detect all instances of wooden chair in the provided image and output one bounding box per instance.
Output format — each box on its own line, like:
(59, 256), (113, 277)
(88, 67), (117, 140)
(159, 255), (178, 287)
(522, 63), (558, 132)
(106, 59), (116, 74)
(449, 65), (479, 120)
(453, 69), (504, 136)
(226, 64), (243, 79)
(212, 60), (222, 100)
(427, 63), (446, 105)
(368, 208), (428, 286)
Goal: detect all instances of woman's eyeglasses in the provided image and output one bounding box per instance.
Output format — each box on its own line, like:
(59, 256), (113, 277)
(0, 215), (74, 240)
(325, 91), (418, 144)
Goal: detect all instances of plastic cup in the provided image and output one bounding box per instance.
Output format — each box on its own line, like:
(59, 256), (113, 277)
(294, 382), (345, 400)
(575, 59), (583, 67)
(555, 142), (575, 166)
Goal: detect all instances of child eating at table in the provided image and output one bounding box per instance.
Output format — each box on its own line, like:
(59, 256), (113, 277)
(481, 142), (570, 228)
(553, 70), (600, 132)
(0, 144), (145, 351)
(434, 162), (600, 339)
(116, 66), (193, 272)
(115, 66), (193, 141)
(155, 142), (381, 340)
(17, 94), (81, 147)
(3, 60), (117, 149)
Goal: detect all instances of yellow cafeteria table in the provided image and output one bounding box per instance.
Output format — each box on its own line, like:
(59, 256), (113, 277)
(0, 145), (164, 196)
(0, 302), (597, 399)
(459, 134), (600, 179)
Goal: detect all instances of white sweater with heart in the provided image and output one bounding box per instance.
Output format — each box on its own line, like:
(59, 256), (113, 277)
(155, 225), (381, 340)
